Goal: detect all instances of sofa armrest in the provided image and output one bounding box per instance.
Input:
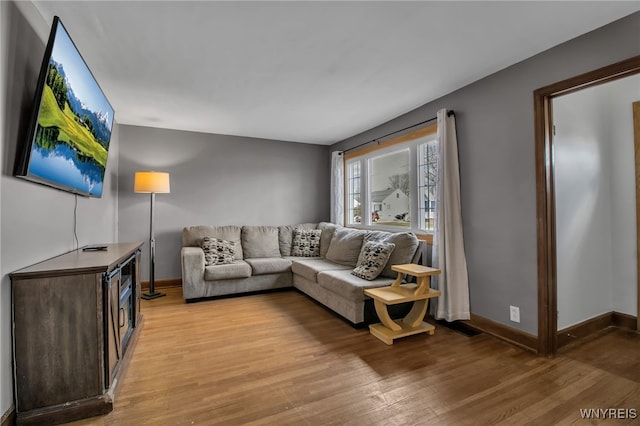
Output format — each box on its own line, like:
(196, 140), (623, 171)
(182, 246), (205, 268)
(181, 247), (206, 300)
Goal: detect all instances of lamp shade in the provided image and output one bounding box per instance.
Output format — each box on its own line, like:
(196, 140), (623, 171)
(134, 171), (170, 193)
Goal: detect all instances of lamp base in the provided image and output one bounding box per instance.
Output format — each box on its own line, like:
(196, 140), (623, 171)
(141, 291), (166, 300)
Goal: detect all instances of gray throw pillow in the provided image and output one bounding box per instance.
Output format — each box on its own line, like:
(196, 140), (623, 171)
(351, 241), (396, 280)
(202, 237), (236, 266)
(364, 231), (419, 278)
(291, 229), (321, 257)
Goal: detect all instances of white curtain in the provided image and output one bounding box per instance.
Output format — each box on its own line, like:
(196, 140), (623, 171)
(330, 151), (344, 226)
(432, 108), (471, 321)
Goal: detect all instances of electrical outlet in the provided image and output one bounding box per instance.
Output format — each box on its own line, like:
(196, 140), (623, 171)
(510, 305), (520, 323)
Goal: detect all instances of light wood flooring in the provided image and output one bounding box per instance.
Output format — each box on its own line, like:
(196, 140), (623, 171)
(68, 287), (640, 426)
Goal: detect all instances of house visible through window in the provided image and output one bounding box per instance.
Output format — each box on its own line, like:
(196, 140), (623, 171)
(370, 149), (410, 227)
(344, 124), (437, 233)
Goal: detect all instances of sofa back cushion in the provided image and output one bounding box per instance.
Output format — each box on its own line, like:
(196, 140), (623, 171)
(317, 222), (339, 258)
(278, 223), (318, 256)
(325, 228), (366, 267)
(364, 231), (419, 278)
(242, 226), (281, 258)
(182, 225), (243, 260)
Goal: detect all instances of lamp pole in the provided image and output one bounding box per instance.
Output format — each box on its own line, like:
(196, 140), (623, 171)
(142, 191), (165, 299)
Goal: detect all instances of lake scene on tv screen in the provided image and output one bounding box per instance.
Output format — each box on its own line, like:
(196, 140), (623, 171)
(28, 20), (114, 197)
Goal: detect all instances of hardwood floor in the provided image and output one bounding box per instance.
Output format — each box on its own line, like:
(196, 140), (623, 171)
(67, 287), (640, 426)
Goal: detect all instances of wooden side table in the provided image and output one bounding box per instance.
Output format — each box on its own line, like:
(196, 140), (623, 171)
(364, 264), (441, 345)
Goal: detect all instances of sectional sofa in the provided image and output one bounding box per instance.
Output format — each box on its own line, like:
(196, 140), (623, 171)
(181, 222), (427, 324)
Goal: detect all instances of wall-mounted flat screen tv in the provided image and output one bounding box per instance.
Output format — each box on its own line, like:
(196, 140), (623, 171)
(15, 16), (114, 198)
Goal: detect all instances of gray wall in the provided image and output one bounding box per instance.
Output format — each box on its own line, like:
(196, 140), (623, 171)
(331, 12), (640, 335)
(0, 1), (120, 417)
(117, 125), (330, 281)
(554, 84), (614, 329)
(555, 74), (640, 329)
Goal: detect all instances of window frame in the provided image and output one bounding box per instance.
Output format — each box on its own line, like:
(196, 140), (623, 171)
(343, 124), (437, 241)
(418, 139), (438, 232)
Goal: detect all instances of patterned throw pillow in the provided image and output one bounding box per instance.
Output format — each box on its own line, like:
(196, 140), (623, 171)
(201, 237), (236, 266)
(291, 229), (321, 257)
(351, 241), (395, 280)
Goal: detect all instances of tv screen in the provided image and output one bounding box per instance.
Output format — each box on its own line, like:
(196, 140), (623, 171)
(15, 16), (114, 198)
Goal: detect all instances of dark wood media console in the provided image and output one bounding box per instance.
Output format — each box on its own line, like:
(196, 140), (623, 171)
(10, 242), (144, 425)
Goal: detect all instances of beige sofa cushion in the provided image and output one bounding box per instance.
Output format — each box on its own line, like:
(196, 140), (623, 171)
(242, 226), (281, 258)
(291, 258), (351, 282)
(325, 228), (366, 267)
(245, 258), (292, 276)
(204, 260), (252, 280)
(318, 222), (339, 258)
(364, 231), (419, 278)
(183, 225), (243, 260)
(317, 269), (395, 302)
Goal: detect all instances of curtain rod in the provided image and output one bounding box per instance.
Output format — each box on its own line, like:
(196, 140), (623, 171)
(342, 110), (455, 154)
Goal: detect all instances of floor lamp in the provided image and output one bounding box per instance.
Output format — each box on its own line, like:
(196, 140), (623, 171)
(134, 171), (171, 300)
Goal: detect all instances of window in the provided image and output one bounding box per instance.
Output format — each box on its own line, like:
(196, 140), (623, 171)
(418, 140), (438, 231)
(346, 161), (361, 224)
(344, 124), (438, 234)
(370, 149), (410, 228)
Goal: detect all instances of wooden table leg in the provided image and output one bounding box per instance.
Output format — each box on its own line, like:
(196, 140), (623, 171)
(391, 271), (403, 287)
(374, 300), (402, 331)
(402, 298), (429, 328)
(414, 275), (431, 296)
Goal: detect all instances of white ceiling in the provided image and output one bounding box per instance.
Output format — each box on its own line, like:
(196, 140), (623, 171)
(30, 1), (640, 145)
